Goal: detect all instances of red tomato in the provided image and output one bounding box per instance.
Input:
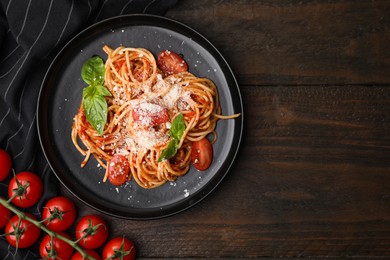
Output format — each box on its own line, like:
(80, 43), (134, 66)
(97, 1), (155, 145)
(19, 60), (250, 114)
(75, 215), (108, 249)
(102, 237), (136, 260)
(132, 102), (169, 126)
(42, 196), (77, 232)
(8, 171), (43, 208)
(157, 50), (188, 75)
(0, 197), (12, 229)
(108, 154), (130, 186)
(0, 149), (12, 181)
(191, 138), (213, 171)
(5, 213), (41, 248)
(40, 232), (73, 260)
(71, 249), (101, 260)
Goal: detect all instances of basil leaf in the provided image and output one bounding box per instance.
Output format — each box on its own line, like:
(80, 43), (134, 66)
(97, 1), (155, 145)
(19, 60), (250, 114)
(81, 56), (105, 86)
(158, 139), (178, 162)
(81, 56), (111, 136)
(82, 84), (96, 98)
(83, 93), (107, 136)
(170, 113), (185, 140)
(158, 113), (185, 162)
(95, 84), (112, 97)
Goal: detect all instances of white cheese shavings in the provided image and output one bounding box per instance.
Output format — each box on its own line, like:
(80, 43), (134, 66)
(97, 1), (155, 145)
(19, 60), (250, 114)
(109, 72), (197, 157)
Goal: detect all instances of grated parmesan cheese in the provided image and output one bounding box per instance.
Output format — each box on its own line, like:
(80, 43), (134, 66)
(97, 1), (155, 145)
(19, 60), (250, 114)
(110, 72), (196, 155)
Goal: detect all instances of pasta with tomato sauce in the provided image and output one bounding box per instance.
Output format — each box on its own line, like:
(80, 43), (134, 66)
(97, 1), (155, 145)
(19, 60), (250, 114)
(71, 45), (240, 189)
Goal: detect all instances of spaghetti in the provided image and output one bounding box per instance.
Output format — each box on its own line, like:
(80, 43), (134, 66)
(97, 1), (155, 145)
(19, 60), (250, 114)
(72, 45), (239, 189)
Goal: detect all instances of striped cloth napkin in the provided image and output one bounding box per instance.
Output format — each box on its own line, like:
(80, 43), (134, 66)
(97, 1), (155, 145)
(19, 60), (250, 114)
(0, 0), (177, 259)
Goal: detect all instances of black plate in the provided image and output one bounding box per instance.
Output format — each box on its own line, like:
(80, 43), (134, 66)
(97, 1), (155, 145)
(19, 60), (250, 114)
(37, 14), (243, 219)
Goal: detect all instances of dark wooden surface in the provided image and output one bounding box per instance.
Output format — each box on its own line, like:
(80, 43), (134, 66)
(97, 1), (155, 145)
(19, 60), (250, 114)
(62, 0), (390, 258)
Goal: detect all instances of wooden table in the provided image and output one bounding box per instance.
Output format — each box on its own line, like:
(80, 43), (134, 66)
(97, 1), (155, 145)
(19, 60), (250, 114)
(62, 0), (390, 258)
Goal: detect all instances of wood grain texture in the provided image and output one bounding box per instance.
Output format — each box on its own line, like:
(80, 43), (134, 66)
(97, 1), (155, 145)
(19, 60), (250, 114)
(166, 0), (390, 85)
(60, 0), (390, 258)
(67, 85), (390, 258)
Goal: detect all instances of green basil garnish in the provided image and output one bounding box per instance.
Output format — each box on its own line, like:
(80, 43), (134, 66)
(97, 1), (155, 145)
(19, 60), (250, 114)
(158, 113), (185, 162)
(81, 56), (111, 136)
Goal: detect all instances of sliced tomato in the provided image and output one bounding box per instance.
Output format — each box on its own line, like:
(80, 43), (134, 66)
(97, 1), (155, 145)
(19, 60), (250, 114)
(108, 154), (130, 186)
(191, 138), (213, 171)
(132, 102), (169, 127)
(157, 50), (188, 75)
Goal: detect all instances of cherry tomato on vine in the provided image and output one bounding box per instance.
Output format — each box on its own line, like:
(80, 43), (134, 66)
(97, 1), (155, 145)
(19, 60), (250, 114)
(157, 50), (188, 75)
(0, 149), (12, 181)
(71, 249), (101, 260)
(0, 197), (12, 229)
(75, 214), (108, 249)
(5, 213), (41, 248)
(42, 196), (77, 232)
(39, 232), (73, 260)
(8, 171), (43, 208)
(102, 237), (136, 260)
(191, 138), (213, 171)
(107, 154), (130, 186)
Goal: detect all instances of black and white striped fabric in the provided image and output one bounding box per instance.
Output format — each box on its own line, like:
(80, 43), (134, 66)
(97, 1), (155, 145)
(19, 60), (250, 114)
(0, 0), (176, 259)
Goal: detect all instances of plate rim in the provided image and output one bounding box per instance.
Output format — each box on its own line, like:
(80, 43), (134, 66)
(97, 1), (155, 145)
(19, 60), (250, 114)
(37, 14), (244, 219)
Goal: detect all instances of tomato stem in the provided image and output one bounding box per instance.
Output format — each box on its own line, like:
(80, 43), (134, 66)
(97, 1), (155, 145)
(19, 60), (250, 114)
(0, 197), (94, 260)
(7, 179), (30, 203)
(108, 237), (134, 259)
(40, 207), (68, 224)
(75, 220), (104, 244)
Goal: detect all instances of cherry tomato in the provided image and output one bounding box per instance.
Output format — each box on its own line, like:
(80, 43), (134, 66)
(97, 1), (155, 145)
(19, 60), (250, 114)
(8, 171), (43, 208)
(108, 154), (130, 186)
(157, 50), (188, 75)
(5, 213), (41, 248)
(0, 149), (12, 181)
(0, 197), (12, 229)
(102, 237), (136, 260)
(42, 196), (77, 232)
(71, 249), (101, 260)
(40, 232), (73, 260)
(132, 102), (169, 126)
(75, 215), (108, 249)
(191, 138), (213, 171)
